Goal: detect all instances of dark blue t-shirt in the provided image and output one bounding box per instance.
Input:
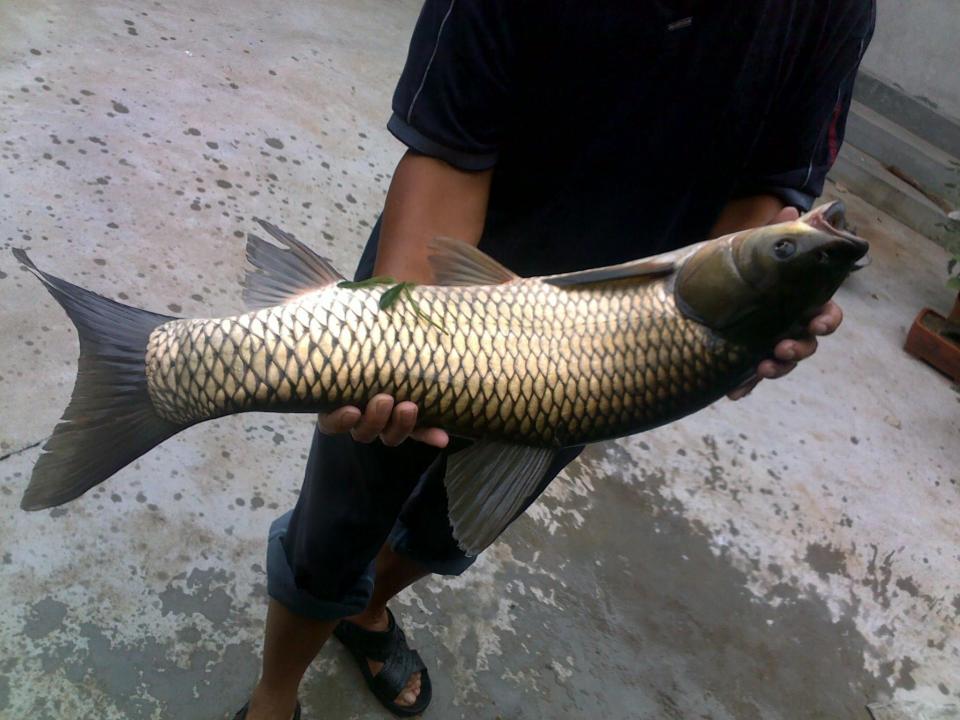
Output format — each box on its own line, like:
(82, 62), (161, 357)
(367, 0), (875, 278)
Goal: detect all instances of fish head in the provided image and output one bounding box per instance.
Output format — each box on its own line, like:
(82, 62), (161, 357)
(675, 200), (869, 345)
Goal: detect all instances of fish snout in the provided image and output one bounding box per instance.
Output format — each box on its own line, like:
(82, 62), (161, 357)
(819, 234), (870, 265)
(801, 199), (870, 267)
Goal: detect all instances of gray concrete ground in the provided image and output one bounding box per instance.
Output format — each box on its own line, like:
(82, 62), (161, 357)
(1, 1), (958, 719)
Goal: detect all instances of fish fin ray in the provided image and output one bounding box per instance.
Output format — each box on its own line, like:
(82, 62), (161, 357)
(426, 237), (519, 286)
(444, 441), (555, 555)
(244, 219), (345, 308)
(13, 249), (183, 510)
(543, 256), (678, 287)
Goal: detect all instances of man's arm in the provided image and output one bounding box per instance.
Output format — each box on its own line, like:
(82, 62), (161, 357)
(372, 151), (491, 282)
(711, 195), (843, 400)
(318, 151), (492, 447)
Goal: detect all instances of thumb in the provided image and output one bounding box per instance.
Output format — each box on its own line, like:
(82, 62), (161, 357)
(769, 206), (800, 225)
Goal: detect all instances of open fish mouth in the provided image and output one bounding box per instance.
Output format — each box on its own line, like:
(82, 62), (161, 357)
(803, 200), (870, 267)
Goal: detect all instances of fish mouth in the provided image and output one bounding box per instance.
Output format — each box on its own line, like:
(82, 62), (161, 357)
(802, 200), (870, 264)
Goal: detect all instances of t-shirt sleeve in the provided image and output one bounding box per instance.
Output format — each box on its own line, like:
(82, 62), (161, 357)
(736, 1), (876, 210)
(388, 0), (519, 171)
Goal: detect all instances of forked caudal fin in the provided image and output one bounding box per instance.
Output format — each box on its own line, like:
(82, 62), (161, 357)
(12, 249), (183, 511)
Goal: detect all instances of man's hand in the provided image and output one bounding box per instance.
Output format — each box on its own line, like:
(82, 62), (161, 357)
(319, 394), (450, 448)
(727, 206), (844, 400)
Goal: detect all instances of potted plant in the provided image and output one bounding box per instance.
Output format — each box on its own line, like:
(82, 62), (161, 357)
(904, 237), (960, 381)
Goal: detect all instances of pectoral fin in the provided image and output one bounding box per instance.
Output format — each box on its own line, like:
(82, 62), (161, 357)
(543, 252), (682, 287)
(243, 219), (345, 308)
(444, 441), (555, 555)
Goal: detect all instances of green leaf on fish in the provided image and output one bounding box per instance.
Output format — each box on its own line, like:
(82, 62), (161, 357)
(336, 276), (397, 290)
(401, 283), (448, 334)
(339, 277), (447, 334)
(378, 282), (407, 310)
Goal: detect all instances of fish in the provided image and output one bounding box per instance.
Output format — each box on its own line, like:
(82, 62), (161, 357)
(13, 200), (868, 554)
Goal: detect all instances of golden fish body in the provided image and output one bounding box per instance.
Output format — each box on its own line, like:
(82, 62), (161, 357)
(145, 276), (748, 447)
(14, 198), (868, 546)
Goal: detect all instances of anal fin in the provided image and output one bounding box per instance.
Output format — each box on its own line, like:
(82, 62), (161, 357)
(444, 441), (555, 555)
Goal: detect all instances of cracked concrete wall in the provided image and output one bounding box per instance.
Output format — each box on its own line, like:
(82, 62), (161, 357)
(1, 1), (958, 719)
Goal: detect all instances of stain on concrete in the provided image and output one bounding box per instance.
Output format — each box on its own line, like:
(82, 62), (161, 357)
(33, 620), (259, 719)
(895, 657), (919, 691)
(23, 598), (68, 640)
(0, 673), (9, 712)
(517, 444), (897, 720)
(805, 542), (850, 579)
(895, 576), (920, 598)
(158, 568), (236, 625)
(864, 544), (896, 609)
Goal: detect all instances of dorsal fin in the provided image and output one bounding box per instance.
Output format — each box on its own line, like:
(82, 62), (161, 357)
(243, 219), (345, 308)
(543, 253), (679, 287)
(427, 237), (518, 286)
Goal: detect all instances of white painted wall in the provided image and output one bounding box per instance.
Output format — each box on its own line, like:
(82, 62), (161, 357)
(860, 0), (960, 122)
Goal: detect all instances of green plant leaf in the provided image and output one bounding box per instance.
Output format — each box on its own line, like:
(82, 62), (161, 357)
(947, 275), (960, 290)
(402, 285), (448, 333)
(337, 276), (396, 290)
(378, 282), (407, 310)
(340, 278), (448, 333)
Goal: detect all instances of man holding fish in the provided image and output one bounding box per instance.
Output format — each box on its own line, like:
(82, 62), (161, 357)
(0, 0), (871, 717)
(230, 2), (876, 718)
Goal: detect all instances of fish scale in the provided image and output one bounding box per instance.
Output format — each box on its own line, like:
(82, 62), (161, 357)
(144, 276), (748, 446)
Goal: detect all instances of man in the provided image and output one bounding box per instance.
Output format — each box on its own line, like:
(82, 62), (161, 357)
(237, 1), (875, 717)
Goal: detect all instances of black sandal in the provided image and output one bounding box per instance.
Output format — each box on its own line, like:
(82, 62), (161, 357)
(333, 608), (432, 717)
(232, 700), (301, 719)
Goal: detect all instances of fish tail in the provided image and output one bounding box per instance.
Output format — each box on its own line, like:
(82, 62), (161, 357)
(13, 249), (183, 511)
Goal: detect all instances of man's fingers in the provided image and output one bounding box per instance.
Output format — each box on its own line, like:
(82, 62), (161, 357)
(410, 426), (450, 448)
(727, 375), (761, 401)
(350, 394), (394, 443)
(758, 358), (797, 380)
(318, 406), (362, 434)
(770, 206), (800, 224)
(809, 300), (843, 336)
(318, 395), (447, 447)
(774, 336), (818, 363)
(380, 401), (419, 446)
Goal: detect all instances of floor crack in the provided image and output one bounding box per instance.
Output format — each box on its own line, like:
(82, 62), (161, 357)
(0, 438), (45, 462)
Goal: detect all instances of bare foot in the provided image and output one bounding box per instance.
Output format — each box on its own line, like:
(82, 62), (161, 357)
(344, 609), (422, 707)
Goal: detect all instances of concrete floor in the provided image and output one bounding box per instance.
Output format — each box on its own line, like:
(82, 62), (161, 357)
(1, 1), (958, 719)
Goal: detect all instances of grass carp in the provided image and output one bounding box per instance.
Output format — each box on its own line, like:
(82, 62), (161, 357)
(14, 201), (868, 553)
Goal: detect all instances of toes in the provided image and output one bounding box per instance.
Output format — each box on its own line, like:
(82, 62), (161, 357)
(395, 672), (421, 707)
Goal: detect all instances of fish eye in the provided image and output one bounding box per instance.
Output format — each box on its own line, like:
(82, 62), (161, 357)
(773, 238), (796, 260)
